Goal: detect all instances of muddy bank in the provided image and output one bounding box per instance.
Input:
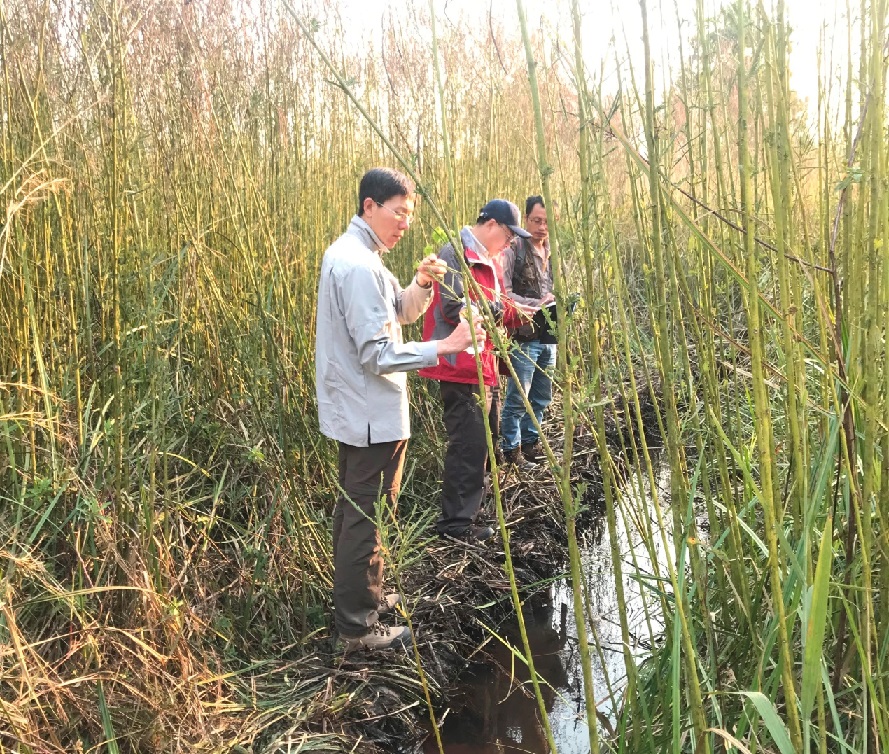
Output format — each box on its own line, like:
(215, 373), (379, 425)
(279, 385), (661, 754)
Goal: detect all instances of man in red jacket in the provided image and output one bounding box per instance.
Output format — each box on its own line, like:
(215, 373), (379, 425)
(419, 200), (533, 541)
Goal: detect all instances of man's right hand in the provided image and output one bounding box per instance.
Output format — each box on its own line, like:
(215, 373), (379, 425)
(437, 318), (486, 356)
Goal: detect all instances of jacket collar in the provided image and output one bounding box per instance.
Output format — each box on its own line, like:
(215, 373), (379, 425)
(346, 215), (388, 254)
(460, 226), (494, 267)
(519, 236), (551, 270)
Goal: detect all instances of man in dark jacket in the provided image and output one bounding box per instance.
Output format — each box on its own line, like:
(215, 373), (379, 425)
(419, 199), (532, 540)
(499, 195), (556, 466)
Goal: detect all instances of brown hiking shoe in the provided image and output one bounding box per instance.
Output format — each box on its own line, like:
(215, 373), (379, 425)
(340, 623), (410, 653)
(504, 446), (537, 470)
(521, 441), (544, 464)
(377, 592), (402, 616)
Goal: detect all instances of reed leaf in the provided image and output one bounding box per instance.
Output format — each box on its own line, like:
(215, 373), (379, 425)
(802, 515), (835, 721)
(740, 691), (796, 754)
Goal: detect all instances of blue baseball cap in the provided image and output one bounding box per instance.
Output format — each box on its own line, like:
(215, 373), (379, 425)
(478, 199), (532, 238)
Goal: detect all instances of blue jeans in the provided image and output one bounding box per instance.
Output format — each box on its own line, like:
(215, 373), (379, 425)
(500, 340), (557, 452)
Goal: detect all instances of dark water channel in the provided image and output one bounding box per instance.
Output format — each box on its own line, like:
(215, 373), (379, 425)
(421, 468), (673, 754)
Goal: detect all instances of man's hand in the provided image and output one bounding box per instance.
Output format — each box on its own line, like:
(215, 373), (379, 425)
(540, 292), (556, 306)
(436, 318), (486, 356)
(416, 254), (447, 288)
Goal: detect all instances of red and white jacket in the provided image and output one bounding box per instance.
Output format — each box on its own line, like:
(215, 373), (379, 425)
(419, 227), (525, 387)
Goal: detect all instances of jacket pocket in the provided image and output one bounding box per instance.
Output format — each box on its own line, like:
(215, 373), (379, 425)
(322, 364), (346, 425)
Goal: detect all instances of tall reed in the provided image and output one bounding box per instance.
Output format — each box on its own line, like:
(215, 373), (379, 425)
(3, 0), (889, 751)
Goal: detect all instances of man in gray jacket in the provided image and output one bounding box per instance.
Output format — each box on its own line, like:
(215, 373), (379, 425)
(315, 167), (481, 652)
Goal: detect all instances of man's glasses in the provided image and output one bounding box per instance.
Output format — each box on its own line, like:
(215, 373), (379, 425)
(375, 201), (414, 226)
(499, 223), (516, 245)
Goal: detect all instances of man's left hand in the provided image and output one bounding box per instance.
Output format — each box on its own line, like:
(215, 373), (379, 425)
(416, 254), (447, 287)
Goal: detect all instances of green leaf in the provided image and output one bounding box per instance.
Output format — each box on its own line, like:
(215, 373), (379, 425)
(835, 175), (853, 193)
(672, 604), (681, 754)
(97, 680), (120, 754)
(739, 691), (795, 754)
(432, 226), (449, 246)
(801, 515), (834, 719)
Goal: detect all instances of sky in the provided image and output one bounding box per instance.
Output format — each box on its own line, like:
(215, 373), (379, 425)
(329, 0), (855, 120)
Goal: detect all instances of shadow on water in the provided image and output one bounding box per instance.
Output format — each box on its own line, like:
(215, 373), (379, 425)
(421, 592), (578, 754)
(422, 466), (672, 754)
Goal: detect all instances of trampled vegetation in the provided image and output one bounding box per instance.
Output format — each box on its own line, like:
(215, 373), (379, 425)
(1, 0), (888, 751)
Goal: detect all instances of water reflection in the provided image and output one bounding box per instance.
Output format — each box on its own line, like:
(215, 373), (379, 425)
(558, 466), (672, 725)
(422, 593), (577, 754)
(423, 469), (671, 754)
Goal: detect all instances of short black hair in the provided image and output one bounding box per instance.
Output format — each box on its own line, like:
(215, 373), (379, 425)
(525, 195), (545, 216)
(357, 168), (416, 216)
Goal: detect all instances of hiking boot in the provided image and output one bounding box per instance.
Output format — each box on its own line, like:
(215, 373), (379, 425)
(377, 592), (402, 616)
(340, 622), (410, 653)
(439, 524), (496, 543)
(467, 524), (495, 542)
(485, 447), (506, 472)
(521, 441), (544, 464)
(504, 446), (537, 470)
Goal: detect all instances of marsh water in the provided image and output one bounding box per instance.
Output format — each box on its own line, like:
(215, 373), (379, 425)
(422, 467), (673, 753)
